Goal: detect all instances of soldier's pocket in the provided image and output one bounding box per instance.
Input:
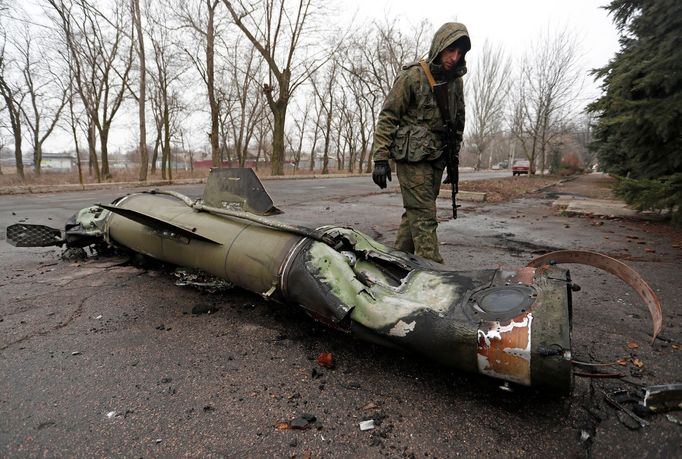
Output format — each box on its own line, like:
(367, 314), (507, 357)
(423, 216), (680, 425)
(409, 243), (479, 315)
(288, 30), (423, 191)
(390, 126), (410, 161)
(406, 125), (442, 162)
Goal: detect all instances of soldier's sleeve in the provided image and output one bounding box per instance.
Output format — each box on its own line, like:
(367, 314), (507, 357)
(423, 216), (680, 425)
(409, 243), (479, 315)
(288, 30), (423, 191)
(371, 70), (414, 162)
(454, 77), (465, 146)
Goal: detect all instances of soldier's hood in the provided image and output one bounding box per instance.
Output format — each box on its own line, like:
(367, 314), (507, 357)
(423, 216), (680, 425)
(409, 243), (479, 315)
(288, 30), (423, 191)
(428, 22), (470, 79)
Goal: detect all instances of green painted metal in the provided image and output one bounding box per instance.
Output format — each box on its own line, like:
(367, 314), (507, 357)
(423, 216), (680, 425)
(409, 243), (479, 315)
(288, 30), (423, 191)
(70, 190), (575, 392)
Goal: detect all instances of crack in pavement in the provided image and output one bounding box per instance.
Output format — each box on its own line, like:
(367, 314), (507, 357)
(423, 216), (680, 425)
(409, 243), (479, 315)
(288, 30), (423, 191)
(0, 272), (140, 352)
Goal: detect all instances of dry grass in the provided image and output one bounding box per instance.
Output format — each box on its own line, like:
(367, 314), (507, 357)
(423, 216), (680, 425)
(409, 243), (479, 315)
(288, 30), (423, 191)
(0, 166), (362, 187)
(457, 175), (562, 202)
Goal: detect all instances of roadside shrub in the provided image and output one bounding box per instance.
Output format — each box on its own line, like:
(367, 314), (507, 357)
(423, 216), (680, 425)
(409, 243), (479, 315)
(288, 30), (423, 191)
(614, 173), (682, 226)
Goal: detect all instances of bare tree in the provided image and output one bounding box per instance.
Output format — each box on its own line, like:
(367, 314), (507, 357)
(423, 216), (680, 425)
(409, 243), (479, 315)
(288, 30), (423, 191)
(48, 0), (134, 181)
(339, 56), (373, 173)
(510, 27), (583, 174)
(66, 64), (85, 184)
(222, 39), (267, 167)
(14, 32), (68, 177)
(310, 60), (338, 175)
(221, 0), (337, 175)
(147, 1), (189, 179)
(571, 112), (595, 168)
(0, 132), (5, 175)
(253, 112), (272, 170)
(306, 92), (323, 171)
(131, 0), (148, 180)
(342, 18), (431, 167)
(0, 34), (25, 180)
(467, 39), (511, 170)
(173, 0), (222, 167)
(288, 97), (311, 171)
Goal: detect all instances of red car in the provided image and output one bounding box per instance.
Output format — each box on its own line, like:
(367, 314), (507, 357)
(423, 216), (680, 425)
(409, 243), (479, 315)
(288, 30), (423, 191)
(512, 159), (530, 176)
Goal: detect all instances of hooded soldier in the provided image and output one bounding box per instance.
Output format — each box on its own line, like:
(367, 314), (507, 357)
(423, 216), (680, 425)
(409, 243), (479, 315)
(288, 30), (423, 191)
(371, 22), (470, 264)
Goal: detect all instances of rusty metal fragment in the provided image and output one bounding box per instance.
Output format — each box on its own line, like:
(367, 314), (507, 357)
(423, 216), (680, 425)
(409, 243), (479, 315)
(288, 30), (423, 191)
(643, 384), (682, 413)
(527, 250), (663, 342)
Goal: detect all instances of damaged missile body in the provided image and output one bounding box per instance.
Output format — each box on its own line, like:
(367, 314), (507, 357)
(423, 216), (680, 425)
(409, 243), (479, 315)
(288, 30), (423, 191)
(7, 169), (660, 393)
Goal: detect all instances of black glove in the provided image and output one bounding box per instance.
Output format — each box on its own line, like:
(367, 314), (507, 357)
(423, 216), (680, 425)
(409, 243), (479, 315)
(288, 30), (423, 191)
(372, 160), (392, 189)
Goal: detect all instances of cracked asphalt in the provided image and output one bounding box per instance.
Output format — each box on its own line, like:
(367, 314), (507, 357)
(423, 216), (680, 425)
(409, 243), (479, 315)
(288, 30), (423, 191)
(1, 173), (680, 457)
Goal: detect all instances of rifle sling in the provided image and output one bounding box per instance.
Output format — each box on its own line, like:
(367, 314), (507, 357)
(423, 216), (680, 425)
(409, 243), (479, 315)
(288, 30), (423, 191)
(419, 60), (459, 218)
(418, 60), (451, 126)
(418, 60), (437, 90)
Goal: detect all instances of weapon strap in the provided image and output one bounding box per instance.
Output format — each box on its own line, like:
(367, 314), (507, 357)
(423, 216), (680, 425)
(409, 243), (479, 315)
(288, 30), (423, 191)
(419, 60), (449, 124)
(418, 60), (437, 90)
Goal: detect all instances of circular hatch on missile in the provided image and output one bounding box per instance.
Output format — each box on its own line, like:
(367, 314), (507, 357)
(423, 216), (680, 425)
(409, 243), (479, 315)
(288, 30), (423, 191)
(466, 285), (536, 321)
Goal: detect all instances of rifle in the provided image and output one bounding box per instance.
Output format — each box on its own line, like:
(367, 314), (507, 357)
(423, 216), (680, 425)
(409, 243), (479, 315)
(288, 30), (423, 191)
(418, 60), (460, 219)
(432, 81), (460, 219)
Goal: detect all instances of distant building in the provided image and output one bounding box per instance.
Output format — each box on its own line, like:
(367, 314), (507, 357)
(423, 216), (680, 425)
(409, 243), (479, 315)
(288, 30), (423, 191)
(41, 152), (76, 171)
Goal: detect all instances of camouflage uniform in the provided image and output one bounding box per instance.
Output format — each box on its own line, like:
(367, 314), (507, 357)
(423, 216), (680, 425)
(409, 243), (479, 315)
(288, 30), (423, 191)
(372, 23), (470, 263)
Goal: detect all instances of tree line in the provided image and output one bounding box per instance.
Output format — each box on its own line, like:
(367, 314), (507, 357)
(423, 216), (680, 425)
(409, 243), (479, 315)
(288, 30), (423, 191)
(2, 0), (597, 183)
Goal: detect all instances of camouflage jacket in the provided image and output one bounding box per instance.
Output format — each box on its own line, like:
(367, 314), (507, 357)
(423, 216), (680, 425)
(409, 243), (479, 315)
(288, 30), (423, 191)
(372, 23), (469, 163)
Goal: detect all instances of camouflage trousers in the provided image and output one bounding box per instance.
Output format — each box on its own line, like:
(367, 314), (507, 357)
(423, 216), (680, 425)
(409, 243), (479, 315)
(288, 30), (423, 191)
(394, 157), (446, 263)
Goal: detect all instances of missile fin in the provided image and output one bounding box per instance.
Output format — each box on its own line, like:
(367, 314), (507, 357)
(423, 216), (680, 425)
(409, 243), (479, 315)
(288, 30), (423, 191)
(98, 203), (221, 245)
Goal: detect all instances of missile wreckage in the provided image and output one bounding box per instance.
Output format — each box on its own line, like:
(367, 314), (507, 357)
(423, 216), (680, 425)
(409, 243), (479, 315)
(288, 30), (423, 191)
(6, 168), (662, 394)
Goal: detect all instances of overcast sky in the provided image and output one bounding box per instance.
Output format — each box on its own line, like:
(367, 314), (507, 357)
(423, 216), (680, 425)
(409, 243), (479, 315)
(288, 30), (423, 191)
(344, 0), (620, 95)
(6, 0), (622, 155)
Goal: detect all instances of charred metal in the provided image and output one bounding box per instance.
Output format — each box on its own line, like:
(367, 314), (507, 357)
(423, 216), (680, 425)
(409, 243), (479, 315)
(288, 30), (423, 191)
(5, 169), (663, 394)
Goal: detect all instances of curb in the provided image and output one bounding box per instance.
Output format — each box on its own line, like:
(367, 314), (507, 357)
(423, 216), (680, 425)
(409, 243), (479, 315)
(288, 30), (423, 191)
(0, 173), (371, 196)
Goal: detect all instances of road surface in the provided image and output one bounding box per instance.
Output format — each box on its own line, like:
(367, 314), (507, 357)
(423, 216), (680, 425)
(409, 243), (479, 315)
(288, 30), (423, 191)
(1, 173), (680, 457)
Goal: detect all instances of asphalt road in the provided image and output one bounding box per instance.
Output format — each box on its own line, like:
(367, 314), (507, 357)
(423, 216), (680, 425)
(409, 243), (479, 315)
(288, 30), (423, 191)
(1, 173), (680, 457)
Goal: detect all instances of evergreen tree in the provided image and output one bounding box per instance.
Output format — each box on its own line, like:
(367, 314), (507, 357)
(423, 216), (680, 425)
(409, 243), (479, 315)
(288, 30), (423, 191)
(588, 0), (682, 222)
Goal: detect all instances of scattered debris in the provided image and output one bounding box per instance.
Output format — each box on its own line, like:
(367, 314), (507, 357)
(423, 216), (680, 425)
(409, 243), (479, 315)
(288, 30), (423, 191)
(276, 414), (317, 430)
(580, 430), (590, 442)
(106, 411), (117, 419)
(359, 420), (375, 431)
(643, 384), (682, 413)
(191, 303), (220, 315)
(95, 315), (103, 320)
(499, 382), (514, 392)
(603, 390), (649, 429)
(361, 402), (379, 411)
(316, 352), (334, 369)
(174, 268), (233, 293)
(71, 351), (81, 356)
(155, 439), (162, 444)
(666, 414), (682, 426)
(627, 341), (640, 349)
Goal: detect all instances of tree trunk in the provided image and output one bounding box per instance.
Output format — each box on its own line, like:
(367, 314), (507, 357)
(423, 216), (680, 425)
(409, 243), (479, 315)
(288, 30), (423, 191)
(133, 0), (148, 181)
(207, 2), (220, 167)
(88, 122), (101, 182)
(163, 97), (171, 181)
(271, 104), (286, 175)
(100, 126), (111, 179)
(308, 128), (319, 172)
(151, 130), (160, 174)
(1, 95), (24, 180)
(34, 142), (43, 177)
(13, 126), (24, 181)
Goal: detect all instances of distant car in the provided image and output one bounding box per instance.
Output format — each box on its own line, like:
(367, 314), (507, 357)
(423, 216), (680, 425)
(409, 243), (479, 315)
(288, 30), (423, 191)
(491, 160), (509, 170)
(512, 159), (530, 176)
